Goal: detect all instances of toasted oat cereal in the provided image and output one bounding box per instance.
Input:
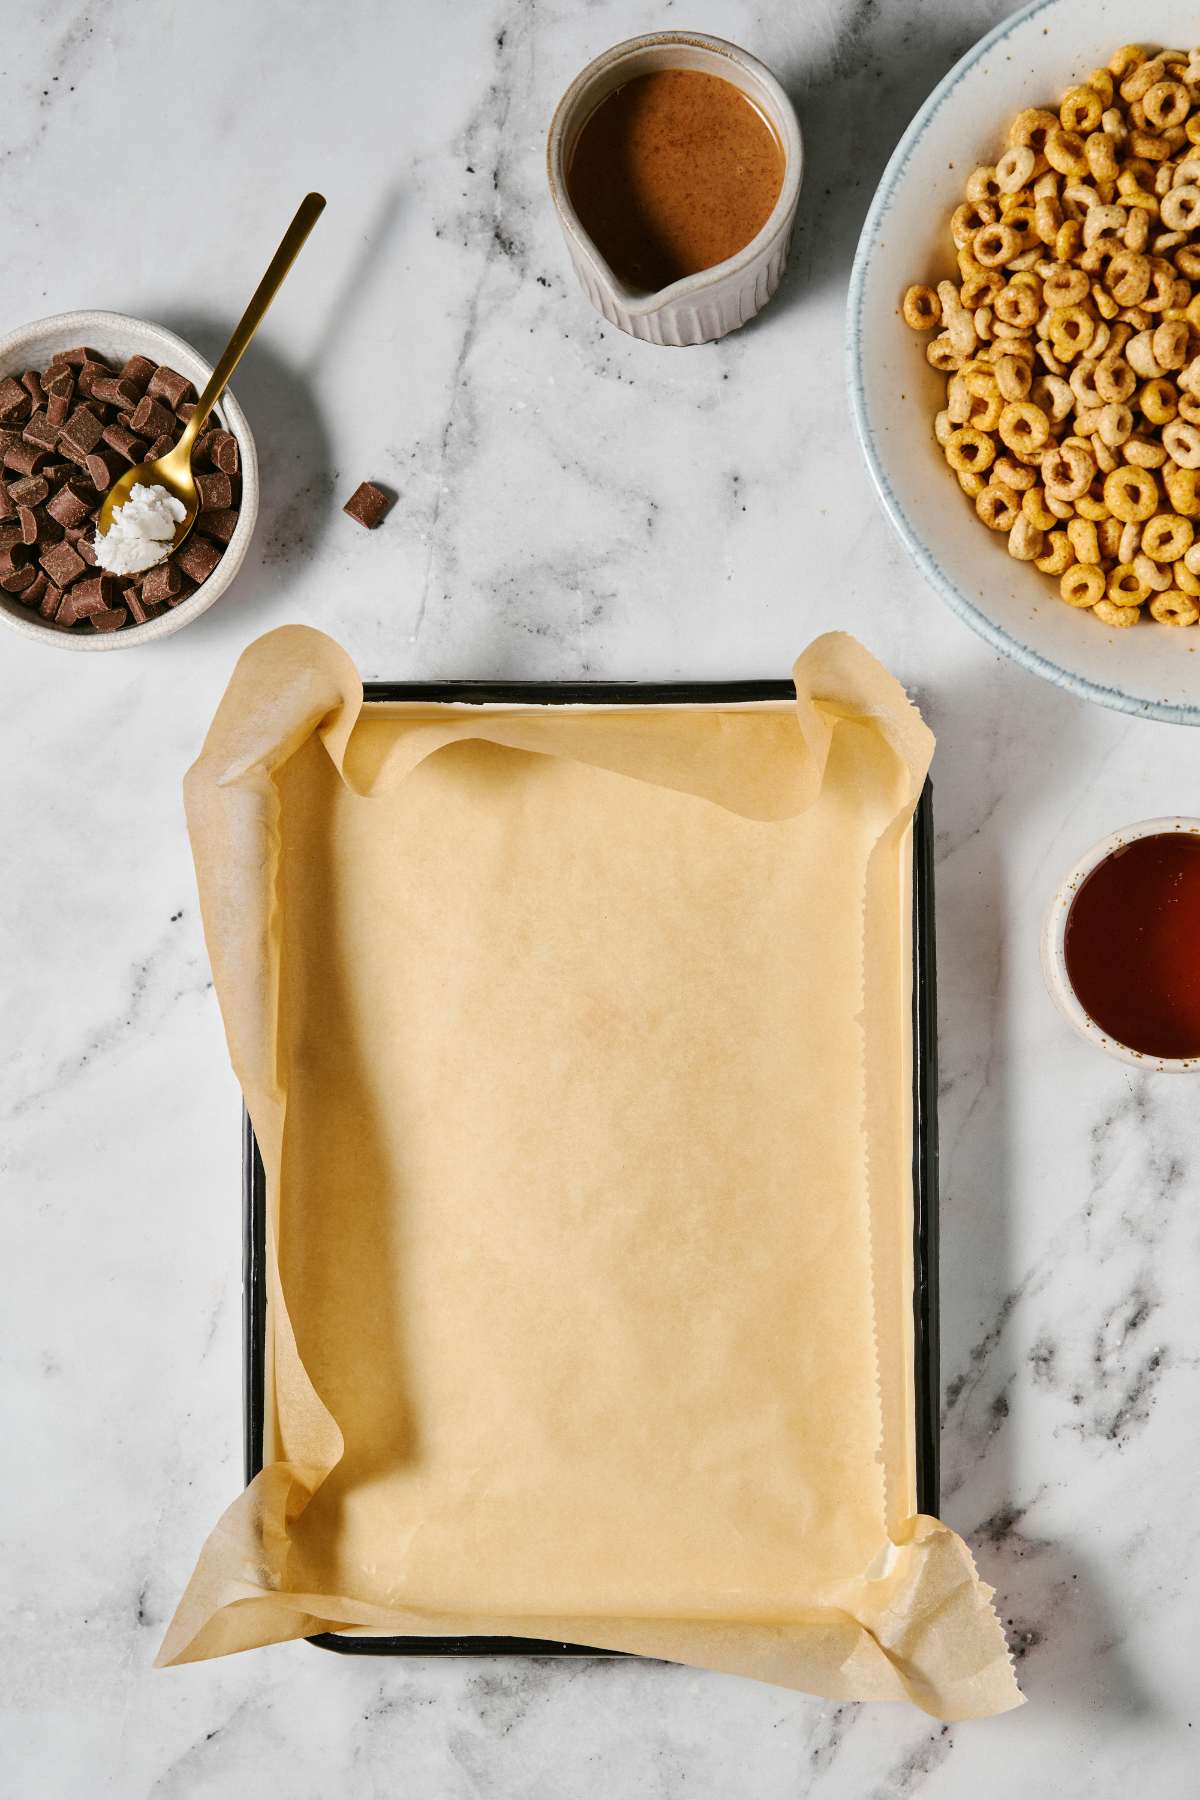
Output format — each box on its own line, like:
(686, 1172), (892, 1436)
(903, 42), (1200, 628)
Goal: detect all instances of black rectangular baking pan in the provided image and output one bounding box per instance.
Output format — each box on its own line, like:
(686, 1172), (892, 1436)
(241, 679), (939, 1656)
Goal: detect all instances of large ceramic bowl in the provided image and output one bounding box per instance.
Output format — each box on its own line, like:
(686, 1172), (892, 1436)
(848, 0), (1200, 724)
(0, 310), (257, 651)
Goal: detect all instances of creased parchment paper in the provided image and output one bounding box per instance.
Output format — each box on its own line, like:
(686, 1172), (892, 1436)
(160, 625), (1020, 1720)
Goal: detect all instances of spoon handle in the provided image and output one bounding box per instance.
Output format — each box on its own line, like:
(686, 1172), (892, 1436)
(181, 192), (326, 448)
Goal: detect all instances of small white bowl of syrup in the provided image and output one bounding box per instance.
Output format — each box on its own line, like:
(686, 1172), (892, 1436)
(1043, 819), (1200, 1072)
(547, 32), (802, 347)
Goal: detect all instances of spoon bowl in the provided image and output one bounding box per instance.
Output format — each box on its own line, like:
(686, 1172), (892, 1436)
(98, 434), (202, 549)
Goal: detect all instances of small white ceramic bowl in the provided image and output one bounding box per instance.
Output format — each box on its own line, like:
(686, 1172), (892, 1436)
(0, 309), (257, 651)
(1042, 817), (1200, 1071)
(848, 0), (1200, 724)
(548, 32), (803, 347)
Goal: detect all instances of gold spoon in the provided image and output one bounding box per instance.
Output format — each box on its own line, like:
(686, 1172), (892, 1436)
(98, 192), (326, 548)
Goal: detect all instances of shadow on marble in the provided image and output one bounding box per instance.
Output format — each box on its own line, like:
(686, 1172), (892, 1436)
(926, 655), (1159, 1726)
(154, 308), (335, 633)
(768, 10), (987, 313)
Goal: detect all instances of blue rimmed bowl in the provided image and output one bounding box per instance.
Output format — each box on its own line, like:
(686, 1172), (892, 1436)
(848, 0), (1200, 724)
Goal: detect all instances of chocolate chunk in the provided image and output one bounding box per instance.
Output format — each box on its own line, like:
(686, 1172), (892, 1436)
(0, 561), (35, 593)
(196, 429), (240, 475)
(0, 520), (19, 550)
(101, 422), (146, 463)
(39, 538), (87, 588)
(0, 479), (12, 520)
(147, 365), (193, 410)
(21, 409), (60, 452)
(175, 535), (221, 584)
(92, 374), (142, 409)
(140, 559), (182, 605)
(0, 542), (32, 574)
(4, 439), (48, 476)
(83, 450), (118, 490)
(59, 573), (118, 623)
(124, 585), (156, 625)
(143, 433), (175, 461)
(59, 406), (104, 456)
(46, 387), (72, 427)
(74, 532), (98, 567)
(21, 370), (45, 409)
(89, 606), (128, 632)
(198, 506), (239, 545)
(7, 474), (48, 507)
(0, 377), (31, 422)
(21, 569), (48, 609)
(16, 506), (38, 546)
(342, 480), (393, 529)
(167, 578), (196, 608)
(120, 354), (156, 391)
(38, 580), (63, 620)
(49, 346), (98, 368)
(129, 395), (175, 440)
(0, 429), (20, 463)
(46, 483), (92, 529)
(176, 402), (198, 423)
(45, 366), (74, 396)
(194, 471), (232, 512)
(74, 358), (113, 399)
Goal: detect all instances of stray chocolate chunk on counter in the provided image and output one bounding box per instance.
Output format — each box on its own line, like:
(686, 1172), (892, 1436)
(343, 480), (393, 528)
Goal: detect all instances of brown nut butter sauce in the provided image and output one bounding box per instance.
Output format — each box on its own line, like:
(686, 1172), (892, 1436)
(1065, 832), (1200, 1059)
(567, 69), (785, 292)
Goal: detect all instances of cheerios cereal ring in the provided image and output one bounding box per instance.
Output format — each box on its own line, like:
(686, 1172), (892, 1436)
(1093, 599), (1142, 627)
(998, 400), (1050, 454)
(1175, 563), (1200, 596)
(1041, 441), (1095, 500)
(995, 145), (1036, 193)
(1152, 320), (1188, 370)
(1045, 125), (1089, 176)
(1143, 79), (1191, 130)
(1060, 564), (1106, 607)
(902, 284), (941, 330)
(1049, 305), (1095, 357)
(945, 427), (996, 474)
(995, 283), (1041, 329)
(976, 481), (1022, 531)
(1067, 516), (1102, 564)
(1105, 250), (1151, 305)
(1103, 464), (1160, 520)
(1107, 563), (1151, 604)
(995, 355), (1032, 402)
(1035, 529), (1074, 575)
(1140, 512), (1194, 561)
(973, 222), (1021, 267)
(1150, 589), (1200, 624)
(1163, 419), (1200, 468)
(1022, 486), (1057, 531)
(1060, 85), (1104, 133)
(1042, 263), (1090, 308)
(1097, 401), (1134, 446)
(1008, 514), (1044, 561)
(1009, 107), (1058, 152)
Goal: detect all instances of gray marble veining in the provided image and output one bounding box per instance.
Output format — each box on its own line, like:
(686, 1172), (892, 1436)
(2, 0), (1198, 1794)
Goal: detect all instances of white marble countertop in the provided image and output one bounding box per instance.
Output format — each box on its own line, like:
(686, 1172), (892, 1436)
(2, 0), (1198, 1793)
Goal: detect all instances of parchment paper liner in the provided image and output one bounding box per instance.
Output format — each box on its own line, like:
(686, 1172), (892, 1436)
(160, 625), (1020, 1721)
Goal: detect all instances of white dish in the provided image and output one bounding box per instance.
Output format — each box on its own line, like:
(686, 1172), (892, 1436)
(1042, 817), (1200, 1071)
(547, 33), (802, 347)
(0, 310), (257, 651)
(848, 0), (1200, 724)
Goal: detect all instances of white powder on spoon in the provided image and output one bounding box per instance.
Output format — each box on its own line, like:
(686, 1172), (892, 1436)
(93, 482), (186, 575)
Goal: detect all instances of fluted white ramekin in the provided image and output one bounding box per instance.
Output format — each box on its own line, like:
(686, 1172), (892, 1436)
(547, 33), (803, 347)
(1042, 816), (1200, 1072)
